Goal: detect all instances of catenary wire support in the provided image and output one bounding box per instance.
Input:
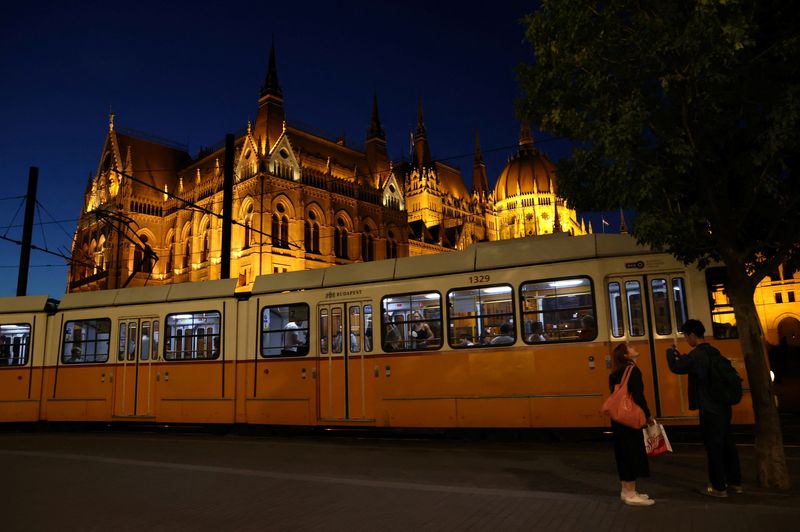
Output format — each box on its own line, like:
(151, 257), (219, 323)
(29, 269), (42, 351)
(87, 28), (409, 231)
(17, 167), (38, 296)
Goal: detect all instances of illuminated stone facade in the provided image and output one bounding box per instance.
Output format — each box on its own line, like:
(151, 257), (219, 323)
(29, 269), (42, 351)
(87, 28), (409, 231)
(67, 46), (588, 293)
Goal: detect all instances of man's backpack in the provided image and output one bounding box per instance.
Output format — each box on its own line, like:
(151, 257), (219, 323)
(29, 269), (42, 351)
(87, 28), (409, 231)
(707, 349), (743, 405)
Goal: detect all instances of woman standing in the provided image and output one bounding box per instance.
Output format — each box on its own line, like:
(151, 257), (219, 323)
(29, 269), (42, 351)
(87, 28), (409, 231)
(409, 311), (433, 349)
(609, 342), (655, 506)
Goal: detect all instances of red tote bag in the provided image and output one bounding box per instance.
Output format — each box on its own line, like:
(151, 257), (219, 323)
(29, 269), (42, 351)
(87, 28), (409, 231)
(601, 365), (646, 429)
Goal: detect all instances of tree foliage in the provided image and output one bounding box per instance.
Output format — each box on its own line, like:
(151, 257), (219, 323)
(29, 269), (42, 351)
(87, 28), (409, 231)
(519, 0), (799, 489)
(519, 0), (799, 281)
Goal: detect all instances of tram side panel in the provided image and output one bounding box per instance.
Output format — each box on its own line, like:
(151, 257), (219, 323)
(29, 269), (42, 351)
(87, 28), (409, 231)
(371, 263), (611, 429)
(41, 308), (114, 422)
(155, 298), (237, 424)
(0, 311), (48, 422)
(240, 296), (316, 426)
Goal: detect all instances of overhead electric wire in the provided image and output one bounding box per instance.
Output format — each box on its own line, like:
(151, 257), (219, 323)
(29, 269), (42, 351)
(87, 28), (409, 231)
(36, 201), (76, 240)
(1, 199), (25, 238)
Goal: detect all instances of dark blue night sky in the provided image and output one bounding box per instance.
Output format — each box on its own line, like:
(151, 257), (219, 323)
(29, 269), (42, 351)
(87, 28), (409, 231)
(1, 0), (621, 298)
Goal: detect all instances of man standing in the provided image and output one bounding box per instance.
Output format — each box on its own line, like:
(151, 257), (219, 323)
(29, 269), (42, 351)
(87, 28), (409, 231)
(666, 319), (742, 498)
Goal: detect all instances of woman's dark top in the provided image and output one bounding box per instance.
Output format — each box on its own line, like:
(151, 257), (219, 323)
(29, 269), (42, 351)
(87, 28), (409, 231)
(415, 326), (429, 340)
(609, 363), (651, 419)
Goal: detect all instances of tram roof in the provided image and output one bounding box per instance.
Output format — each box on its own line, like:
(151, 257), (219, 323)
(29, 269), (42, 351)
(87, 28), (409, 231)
(0, 294), (55, 314)
(58, 278), (240, 309)
(251, 233), (655, 295)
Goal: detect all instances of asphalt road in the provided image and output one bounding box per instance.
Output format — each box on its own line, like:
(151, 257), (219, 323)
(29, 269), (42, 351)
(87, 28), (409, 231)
(1, 425), (799, 531)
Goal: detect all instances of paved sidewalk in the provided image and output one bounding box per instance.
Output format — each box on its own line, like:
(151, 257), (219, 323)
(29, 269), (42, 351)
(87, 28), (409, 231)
(0, 428), (798, 531)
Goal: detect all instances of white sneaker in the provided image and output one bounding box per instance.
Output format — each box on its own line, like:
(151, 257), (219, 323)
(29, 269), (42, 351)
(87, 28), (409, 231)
(622, 493), (655, 506)
(620, 492), (649, 501)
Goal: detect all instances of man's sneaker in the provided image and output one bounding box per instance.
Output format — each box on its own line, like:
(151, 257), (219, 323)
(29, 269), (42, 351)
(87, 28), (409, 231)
(698, 485), (728, 498)
(622, 493), (655, 506)
(620, 492), (649, 501)
(728, 484), (744, 494)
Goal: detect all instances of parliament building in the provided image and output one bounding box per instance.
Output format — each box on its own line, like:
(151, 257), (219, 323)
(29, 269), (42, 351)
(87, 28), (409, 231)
(67, 46), (589, 293)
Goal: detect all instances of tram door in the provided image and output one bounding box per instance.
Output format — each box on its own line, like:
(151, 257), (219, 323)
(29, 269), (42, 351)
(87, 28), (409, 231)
(113, 317), (158, 418)
(606, 274), (690, 419)
(317, 302), (374, 422)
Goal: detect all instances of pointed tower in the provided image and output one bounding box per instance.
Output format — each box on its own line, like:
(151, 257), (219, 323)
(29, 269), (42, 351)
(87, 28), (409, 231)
(413, 98), (432, 169)
(553, 204), (562, 233)
(471, 130), (490, 197)
(253, 40), (286, 155)
(365, 92), (389, 188)
(619, 208), (629, 233)
(519, 121), (534, 150)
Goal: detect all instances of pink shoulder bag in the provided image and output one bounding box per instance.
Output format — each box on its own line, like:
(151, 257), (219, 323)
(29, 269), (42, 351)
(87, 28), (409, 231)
(601, 365), (646, 429)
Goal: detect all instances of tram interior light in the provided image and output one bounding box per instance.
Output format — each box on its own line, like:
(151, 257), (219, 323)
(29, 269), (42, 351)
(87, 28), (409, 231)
(549, 279), (584, 288)
(482, 286), (511, 294)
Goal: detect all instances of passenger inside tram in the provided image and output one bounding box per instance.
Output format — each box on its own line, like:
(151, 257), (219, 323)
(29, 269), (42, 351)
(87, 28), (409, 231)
(491, 323), (515, 345)
(579, 315), (596, 340)
(528, 321), (547, 343)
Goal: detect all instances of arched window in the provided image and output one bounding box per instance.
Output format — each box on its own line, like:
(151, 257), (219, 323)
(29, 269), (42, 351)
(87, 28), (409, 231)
(165, 234), (174, 274)
(184, 239), (192, 269)
(280, 216), (288, 248)
(200, 225), (209, 263)
(272, 204), (289, 249)
(386, 230), (397, 259)
(362, 225), (374, 262)
(334, 217), (348, 259)
(243, 205), (253, 249)
(305, 211), (320, 254)
(271, 213), (280, 247)
(96, 235), (106, 272)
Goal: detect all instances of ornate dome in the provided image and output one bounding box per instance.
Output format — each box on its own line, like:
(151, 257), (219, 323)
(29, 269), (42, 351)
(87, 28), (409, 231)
(493, 127), (557, 202)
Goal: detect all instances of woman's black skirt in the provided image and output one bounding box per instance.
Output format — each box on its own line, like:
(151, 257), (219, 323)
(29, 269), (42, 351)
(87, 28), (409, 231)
(612, 420), (650, 481)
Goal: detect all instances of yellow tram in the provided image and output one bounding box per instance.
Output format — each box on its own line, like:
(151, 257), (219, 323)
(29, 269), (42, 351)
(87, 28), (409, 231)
(0, 234), (768, 428)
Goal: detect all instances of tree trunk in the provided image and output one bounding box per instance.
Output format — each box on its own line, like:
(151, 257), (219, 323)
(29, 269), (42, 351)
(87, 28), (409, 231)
(727, 264), (791, 489)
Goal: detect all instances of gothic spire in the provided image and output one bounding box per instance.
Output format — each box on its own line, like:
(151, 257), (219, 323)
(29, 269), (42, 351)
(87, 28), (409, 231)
(471, 130), (490, 196)
(416, 98), (426, 135)
(553, 204), (562, 234)
(255, 38), (286, 154)
(367, 92), (384, 139)
(260, 38), (283, 99)
(619, 208), (629, 233)
(413, 98), (432, 168)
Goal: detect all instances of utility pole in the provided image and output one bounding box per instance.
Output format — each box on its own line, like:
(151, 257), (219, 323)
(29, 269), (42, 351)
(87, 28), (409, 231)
(16, 167), (38, 296)
(220, 133), (234, 279)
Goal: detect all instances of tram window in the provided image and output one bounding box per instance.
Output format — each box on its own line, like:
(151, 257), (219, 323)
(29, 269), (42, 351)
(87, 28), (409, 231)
(319, 309), (329, 354)
(520, 277), (596, 342)
(152, 321), (160, 360)
(672, 278), (688, 331)
(260, 303), (309, 357)
(118, 323), (126, 361)
(364, 305), (373, 352)
(331, 308), (344, 353)
(706, 267), (739, 339)
(607, 283), (625, 338)
(62, 318), (111, 364)
(625, 281), (645, 337)
(0, 323), (31, 366)
(651, 279), (672, 335)
(164, 312), (222, 360)
(349, 306), (361, 353)
(127, 322), (137, 361)
(381, 292), (442, 351)
(447, 285), (515, 348)
(141, 321), (151, 361)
